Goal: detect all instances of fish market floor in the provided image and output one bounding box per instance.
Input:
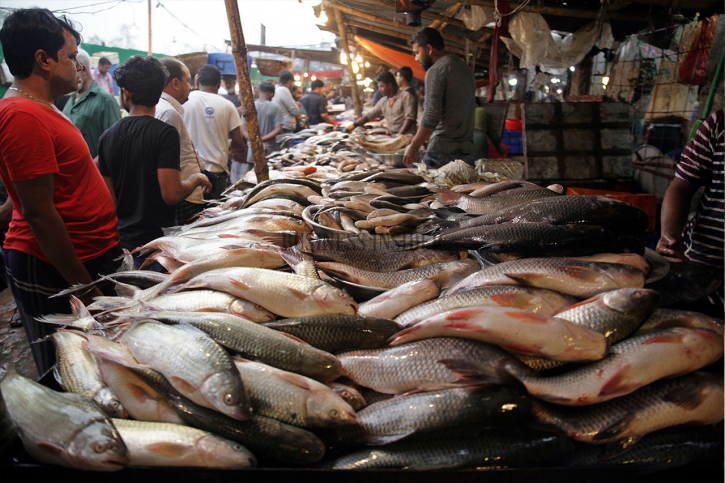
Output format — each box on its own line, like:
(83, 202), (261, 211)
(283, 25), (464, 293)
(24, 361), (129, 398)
(0, 288), (37, 380)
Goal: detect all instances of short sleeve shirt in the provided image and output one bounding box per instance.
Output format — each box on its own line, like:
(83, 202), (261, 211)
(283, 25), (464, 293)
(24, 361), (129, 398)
(301, 92), (328, 126)
(0, 98), (119, 262)
(243, 99), (283, 163)
(98, 115), (180, 250)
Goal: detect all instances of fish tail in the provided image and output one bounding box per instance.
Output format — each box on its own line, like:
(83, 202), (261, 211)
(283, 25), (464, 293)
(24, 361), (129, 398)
(433, 188), (463, 206)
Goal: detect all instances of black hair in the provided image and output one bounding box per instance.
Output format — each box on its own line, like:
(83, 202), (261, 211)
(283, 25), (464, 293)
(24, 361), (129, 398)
(279, 69), (294, 85)
(377, 71), (397, 88)
(409, 27), (444, 50)
(310, 79), (325, 90)
(159, 57), (186, 86)
(397, 66), (413, 83)
(197, 64), (221, 87)
(0, 8), (82, 79)
(98, 57), (111, 66)
(259, 81), (275, 95)
(113, 55), (168, 107)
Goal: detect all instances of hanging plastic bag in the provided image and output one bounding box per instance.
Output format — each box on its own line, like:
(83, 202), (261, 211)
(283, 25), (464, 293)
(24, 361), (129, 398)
(509, 13), (556, 71)
(679, 15), (719, 85)
(460, 5), (495, 31)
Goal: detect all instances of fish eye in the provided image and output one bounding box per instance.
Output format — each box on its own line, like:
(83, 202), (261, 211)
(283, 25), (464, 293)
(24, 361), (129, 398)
(337, 292), (347, 298)
(224, 393), (236, 405)
(330, 409), (339, 418)
(93, 442), (107, 453)
(234, 444), (245, 451)
(254, 304), (265, 310)
(111, 401), (119, 408)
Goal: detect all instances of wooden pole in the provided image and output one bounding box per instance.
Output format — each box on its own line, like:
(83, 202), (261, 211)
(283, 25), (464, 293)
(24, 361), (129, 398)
(332, 5), (362, 117)
(223, 0), (268, 189)
(147, 0), (152, 56)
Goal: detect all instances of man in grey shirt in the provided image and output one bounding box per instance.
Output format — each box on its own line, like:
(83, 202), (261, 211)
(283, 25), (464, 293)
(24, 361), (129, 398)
(235, 82), (283, 183)
(273, 69), (299, 133)
(403, 28), (475, 168)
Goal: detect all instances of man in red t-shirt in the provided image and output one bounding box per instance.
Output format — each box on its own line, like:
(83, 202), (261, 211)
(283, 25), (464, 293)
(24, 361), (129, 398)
(0, 9), (121, 377)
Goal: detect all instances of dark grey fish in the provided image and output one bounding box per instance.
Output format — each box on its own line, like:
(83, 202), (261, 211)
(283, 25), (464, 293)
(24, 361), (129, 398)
(435, 187), (560, 214)
(262, 315), (400, 353)
(324, 429), (572, 469)
(327, 385), (531, 446)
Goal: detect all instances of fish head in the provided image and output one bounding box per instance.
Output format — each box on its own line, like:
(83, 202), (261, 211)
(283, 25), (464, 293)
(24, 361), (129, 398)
(67, 421), (129, 471)
(600, 288), (661, 320)
(278, 217), (312, 234)
(305, 390), (358, 427)
(196, 435), (257, 468)
(93, 388), (128, 419)
(312, 283), (359, 315)
(200, 372), (253, 421)
(230, 300), (275, 322)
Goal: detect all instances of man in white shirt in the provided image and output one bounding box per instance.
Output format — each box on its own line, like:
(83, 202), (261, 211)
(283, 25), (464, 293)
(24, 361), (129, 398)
(273, 69), (299, 134)
(156, 57), (206, 223)
(183, 64), (245, 199)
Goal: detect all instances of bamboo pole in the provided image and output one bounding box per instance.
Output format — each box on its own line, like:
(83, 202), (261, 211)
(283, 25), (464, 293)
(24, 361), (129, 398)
(332, 5), (362, 117)
(223, 0), (268, 189)
(147, 0), (152, 56)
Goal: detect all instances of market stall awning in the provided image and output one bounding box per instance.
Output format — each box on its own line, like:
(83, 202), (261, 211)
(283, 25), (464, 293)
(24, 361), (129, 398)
(355, 35), (426, 81)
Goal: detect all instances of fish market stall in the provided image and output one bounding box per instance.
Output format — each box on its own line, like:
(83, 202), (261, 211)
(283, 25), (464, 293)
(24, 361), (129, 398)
(1, 123), (722, 480)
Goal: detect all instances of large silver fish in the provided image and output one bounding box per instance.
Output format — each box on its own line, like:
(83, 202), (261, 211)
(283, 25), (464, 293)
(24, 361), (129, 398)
(0, 371), (129, 471)
(338, 337), (534, 394)
(639, 308), (724, 337)
(516, 327), (724, 406)
(357, 279), (441, 320)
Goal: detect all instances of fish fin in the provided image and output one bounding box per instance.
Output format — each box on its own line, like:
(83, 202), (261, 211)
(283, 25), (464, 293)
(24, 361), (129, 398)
(286, 286), (310, 301)
(69, 295), (91, 318)
(387, 326), (420, 345)
(640, 333), (686, 345)
(52, 364), (63, 387)
(438, 359), (502, 384)
(99, 274), (140, 297)
(559, 266), (605, 283)
(444, 308), (484, 321)
(169, 376), (198, 395)
(36, 442), (66, 458)
(364, 432), (415, 446)
(277, 331), (310, 345)
(128, 382), (158, 403)
(443, 321), (485, 332)
(598, 364), (635, 397)
(138, 300), (164, 312)
(433, 188), (462, 205)
(661, 383), (706, 410)
(82, 335), (141, 368)
(146, 442), (194, 458)
(504, 273), (542, 286)
(50, 281), (99, 299)
(503, 311), (549, 324)
(600, 436), (642, 461)
(489, 293), (538, 309)
(274, 371), (313, 390)
(592, 412), (636, 442)
(229, 279), (251, 291)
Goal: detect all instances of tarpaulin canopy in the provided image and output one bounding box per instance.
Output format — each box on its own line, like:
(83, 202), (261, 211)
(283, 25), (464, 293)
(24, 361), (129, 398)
(355, 35), (426, 81)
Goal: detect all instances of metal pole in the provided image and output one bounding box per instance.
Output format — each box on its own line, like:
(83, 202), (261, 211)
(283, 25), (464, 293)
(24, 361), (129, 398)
(331, 4), (362, 117)
(147, 0), (152, 56)
(223, 0), (269, 190)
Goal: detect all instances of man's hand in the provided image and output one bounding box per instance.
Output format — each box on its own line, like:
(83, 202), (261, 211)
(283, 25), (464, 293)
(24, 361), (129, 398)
(194, 173), (212, 195)
(403, 143), (418, 167)
(656, 233), (686, 262)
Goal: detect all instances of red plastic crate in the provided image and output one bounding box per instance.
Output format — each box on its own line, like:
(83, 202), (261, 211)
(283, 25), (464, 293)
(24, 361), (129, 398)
(505, 119), (523, 131)
(566, 187), (657, 232)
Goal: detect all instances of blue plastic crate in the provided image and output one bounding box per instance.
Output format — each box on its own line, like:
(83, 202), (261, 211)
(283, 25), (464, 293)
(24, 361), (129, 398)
(502, 129), (523, 155)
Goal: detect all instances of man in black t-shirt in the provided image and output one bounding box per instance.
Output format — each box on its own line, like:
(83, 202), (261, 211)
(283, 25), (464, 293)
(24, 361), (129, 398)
(301, 79), (331, 126)
(98, 56), (210, 265)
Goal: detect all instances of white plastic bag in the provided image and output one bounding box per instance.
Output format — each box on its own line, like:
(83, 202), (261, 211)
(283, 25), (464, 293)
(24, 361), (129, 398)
(460, 6), (495, 31)
(509, 13), (556, 71)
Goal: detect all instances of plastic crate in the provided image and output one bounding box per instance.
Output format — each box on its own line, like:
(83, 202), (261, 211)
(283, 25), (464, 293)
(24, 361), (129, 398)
(502, 130), (523, 155)
(505, 119), (523, 131)
(567, 187), (657, 232)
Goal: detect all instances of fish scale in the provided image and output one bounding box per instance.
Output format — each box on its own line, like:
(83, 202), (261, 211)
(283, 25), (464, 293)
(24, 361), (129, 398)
(338, 337), (533, 395)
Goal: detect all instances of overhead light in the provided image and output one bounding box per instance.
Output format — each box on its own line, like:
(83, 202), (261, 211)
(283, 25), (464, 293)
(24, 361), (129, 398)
(602, 76), (610, 86)
(355, 54), (362, 64)
(569, 66), (575, 72)
(351, 61), (359, 74)
(311, 75), (317, 81)
(294, 74), (301, 81)
(303, 72), (309, 77)
(508, 78), (517, 86)
(356, 73), (362, 80)
(602, 85), (607, 90)
(339, 52), (347, 65)
(294, 81), (302, 86)
(556, 88), (562, 94)
(551, 77), (560, 84)
(317, 8), (328, 25)
(364, 61), (370, 68)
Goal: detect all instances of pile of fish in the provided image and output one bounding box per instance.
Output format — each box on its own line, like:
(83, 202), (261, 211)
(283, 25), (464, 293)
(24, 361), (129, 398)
(1, 147), (723, 473)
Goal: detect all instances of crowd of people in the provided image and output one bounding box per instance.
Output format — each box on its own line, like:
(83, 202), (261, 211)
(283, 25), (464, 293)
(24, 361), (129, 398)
(0, 8), (721, 379)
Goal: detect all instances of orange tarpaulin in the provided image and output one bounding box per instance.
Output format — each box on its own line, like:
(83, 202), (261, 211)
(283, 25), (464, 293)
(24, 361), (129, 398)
(355, 35), (426, 81)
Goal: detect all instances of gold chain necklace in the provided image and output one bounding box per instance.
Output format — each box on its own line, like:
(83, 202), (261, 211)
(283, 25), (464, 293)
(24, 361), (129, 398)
(9, 87), (70, 119)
